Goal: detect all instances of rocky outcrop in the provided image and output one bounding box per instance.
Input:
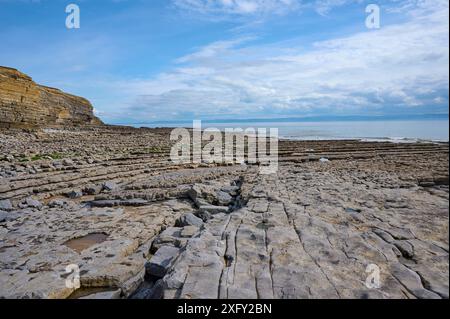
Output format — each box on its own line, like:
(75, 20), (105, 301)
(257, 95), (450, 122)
(0, 66), (103, 129)
(0, 128), (448, 299)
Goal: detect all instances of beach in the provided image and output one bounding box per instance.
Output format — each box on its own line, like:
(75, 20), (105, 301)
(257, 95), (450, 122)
(0, 126), (448, 299)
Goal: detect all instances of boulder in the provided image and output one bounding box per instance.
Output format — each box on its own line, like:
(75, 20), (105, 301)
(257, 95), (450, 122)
(66, 190), (83, 199)
(151, 227), (184, 252)
(62, 159), (74, 167)
(145, 246), (180, 278)
(83, 184), (102, 195)
(221, 185), (239, 196)
(102, 181), (118, 192)
(195, 211), (212, 222)
(216, 191), (233, 206)
(187, 184), (217, 206)
(48, 199), (68, 208)
(175, 213), (203, 228)
(24, 198), (42, 209)
(188, 184), (236, 207)
(0, 199), (13, 211)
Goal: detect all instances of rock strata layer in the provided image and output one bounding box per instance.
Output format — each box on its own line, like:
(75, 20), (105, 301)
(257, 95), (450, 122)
(0, 66), (103, 129)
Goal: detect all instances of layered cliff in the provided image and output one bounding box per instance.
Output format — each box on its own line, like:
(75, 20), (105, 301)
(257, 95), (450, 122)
(0, 66), (103, 129)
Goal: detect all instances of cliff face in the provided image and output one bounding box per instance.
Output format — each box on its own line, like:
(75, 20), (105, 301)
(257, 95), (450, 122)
(0, 66), (103, 129)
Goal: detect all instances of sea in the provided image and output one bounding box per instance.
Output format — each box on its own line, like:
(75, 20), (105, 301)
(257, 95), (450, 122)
(127, 120), (449, 143)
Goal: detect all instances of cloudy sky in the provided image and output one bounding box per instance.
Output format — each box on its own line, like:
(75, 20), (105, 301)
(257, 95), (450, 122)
(0, 0), (448, 123)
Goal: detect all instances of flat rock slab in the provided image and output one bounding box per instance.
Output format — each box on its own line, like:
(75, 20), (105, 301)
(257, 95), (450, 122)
(176, 213), (203, 228)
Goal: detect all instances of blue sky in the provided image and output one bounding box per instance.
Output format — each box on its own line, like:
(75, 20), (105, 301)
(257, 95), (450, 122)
(0, 0), (448, 123)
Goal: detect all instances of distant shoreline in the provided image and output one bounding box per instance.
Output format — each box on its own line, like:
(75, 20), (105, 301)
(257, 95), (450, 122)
(112, 114), (449, 126)
(109, 118), (449, 143)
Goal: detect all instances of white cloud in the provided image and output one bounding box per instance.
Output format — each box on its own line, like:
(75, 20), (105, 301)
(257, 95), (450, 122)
(118, 0), (448, 121)
(173, 0), (303, 17)
(314, 0), (356, 15)
(175, 37), (256, 63)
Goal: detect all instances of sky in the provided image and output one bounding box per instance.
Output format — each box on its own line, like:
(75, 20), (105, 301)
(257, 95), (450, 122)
(0, 0), (448, 124)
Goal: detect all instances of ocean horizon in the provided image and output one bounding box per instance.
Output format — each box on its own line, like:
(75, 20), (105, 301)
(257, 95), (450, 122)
(123, 119), (449, 142)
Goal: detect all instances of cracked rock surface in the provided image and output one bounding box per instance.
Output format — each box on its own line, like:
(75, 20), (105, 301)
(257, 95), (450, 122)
(0, 127), (448, 299)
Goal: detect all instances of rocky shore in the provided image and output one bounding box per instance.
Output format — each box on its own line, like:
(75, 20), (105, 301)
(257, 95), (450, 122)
(0, 126), (448, 299)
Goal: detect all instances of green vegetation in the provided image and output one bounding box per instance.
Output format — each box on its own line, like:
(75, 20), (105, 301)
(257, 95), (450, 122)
(30, 154), (44, 161)
(30, 153), (64, 161)
(145, 147), (162, 153)
(49, 152), (63, 160)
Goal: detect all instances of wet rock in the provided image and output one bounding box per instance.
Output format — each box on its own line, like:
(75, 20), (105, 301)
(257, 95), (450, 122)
(129, 282), (154, 299)
(131, 281), (166, 300)
(148, 279), (166, 299)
